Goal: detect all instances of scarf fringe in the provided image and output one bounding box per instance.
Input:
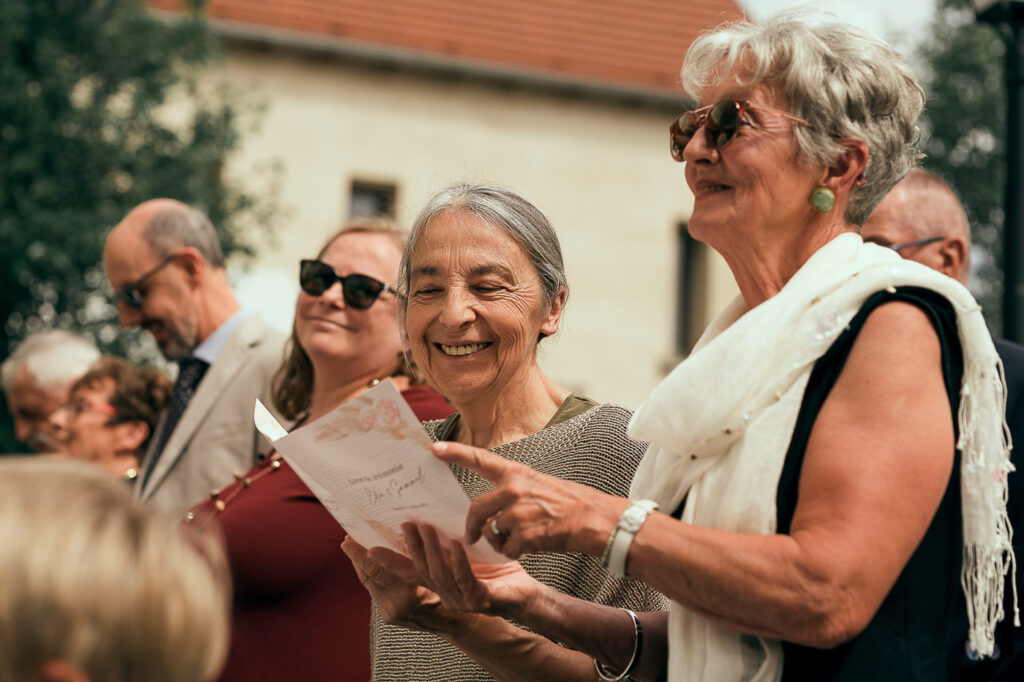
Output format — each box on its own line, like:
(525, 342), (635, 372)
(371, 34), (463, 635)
(961, 543), (1013, 657)
(957, 349), (1018, 657)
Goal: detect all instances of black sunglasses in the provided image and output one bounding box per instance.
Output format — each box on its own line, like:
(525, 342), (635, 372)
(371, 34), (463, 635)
(669, 99), (814, 162)
(112, 253), (179, 308)
(299, 259), (397, 310)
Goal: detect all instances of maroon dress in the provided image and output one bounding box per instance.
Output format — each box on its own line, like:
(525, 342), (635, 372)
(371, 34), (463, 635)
(186, 386), (453, 682)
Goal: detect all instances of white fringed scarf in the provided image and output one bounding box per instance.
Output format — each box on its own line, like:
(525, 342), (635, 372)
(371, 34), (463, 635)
(628, 233), (1016, 682)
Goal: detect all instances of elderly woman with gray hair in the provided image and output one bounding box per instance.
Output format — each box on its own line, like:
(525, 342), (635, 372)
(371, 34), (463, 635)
(385, 15), (1017, 682)
(341, 184), (667, 680)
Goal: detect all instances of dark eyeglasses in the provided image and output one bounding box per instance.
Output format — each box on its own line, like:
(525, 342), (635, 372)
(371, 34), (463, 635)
(299, 259), (397, 310)
(888, 236), (944, 252)
(112, 254), (179, 308)
(669, 99), (814, 162)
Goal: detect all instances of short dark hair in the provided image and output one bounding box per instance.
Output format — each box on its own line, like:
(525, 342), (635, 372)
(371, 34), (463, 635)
(71, 357), (172, 454)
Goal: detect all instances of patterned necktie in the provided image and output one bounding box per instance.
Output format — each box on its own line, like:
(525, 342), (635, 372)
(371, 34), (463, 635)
(141, 356), (209, 486)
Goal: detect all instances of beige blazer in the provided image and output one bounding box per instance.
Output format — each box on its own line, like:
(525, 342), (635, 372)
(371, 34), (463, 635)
(136, 315), (287, 518)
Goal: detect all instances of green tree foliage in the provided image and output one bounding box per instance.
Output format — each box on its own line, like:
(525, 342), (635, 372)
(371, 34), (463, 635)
(0, 0), (277, 451)
(915, 0), (1006, 330)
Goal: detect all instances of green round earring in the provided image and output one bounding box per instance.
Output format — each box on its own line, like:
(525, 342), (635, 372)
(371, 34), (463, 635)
(809, 187), (836, 213)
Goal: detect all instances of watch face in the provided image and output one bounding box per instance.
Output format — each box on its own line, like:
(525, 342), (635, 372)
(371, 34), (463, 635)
(621, 507), (646, 531)
(619, 501), (657, 533)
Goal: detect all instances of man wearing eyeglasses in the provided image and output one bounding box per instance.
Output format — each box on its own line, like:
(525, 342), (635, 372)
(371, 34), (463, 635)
(863, 168), (1024, 682)
(103, 199), (285, 517)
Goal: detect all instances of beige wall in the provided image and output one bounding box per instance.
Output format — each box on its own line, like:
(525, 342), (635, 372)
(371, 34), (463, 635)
(218, 45), (738, 408)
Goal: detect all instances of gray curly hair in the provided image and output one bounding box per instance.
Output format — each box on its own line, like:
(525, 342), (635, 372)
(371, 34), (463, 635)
(681, 13), (925, 225)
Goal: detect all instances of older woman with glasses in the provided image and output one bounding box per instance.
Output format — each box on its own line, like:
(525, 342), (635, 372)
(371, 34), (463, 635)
(184, 218), (452, 682)
(340, 184), (668, 681)
(386, 15), (1015, 682)
(57, 356), (171, 481)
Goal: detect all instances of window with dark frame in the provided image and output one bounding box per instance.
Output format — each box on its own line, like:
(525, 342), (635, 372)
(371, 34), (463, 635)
(349, 180), (397, 219)
(676, 223), (709, 356)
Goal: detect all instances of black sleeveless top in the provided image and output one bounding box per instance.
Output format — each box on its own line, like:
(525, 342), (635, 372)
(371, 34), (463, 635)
(776, 287), (964, 681)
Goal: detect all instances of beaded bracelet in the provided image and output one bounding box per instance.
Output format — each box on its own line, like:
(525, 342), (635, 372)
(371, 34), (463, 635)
(594, 608), (642, 682)
(600, 524), (620, 569)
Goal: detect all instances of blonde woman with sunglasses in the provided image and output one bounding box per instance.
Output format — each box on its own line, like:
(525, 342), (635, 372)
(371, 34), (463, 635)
(183, 219), (453, 682)
(377, 13), (1015, 682)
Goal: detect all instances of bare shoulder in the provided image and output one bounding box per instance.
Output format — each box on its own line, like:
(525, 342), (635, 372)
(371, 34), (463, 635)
(829, 299), (946, 403)
(816, 297), (951, 455)
(851, 299), (942, 359)
(797, 296), (954, 535)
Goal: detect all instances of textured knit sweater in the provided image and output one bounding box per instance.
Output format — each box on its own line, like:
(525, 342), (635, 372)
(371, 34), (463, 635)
(371, 401), (669, 681)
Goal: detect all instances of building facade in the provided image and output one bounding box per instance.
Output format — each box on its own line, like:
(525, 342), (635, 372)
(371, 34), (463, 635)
(154, 0), (744, 407)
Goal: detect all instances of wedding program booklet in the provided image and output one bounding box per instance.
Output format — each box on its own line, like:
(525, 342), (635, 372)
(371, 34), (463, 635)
(254, 380), (505, 564)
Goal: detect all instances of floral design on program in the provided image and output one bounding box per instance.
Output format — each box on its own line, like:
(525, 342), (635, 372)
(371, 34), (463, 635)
(312, 395), (418, 443)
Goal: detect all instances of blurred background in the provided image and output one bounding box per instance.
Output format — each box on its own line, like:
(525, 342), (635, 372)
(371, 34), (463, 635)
(0, 0), (1006, 450)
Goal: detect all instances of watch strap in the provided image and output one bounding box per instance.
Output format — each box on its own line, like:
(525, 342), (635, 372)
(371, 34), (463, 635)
(606, 499), (658, 578)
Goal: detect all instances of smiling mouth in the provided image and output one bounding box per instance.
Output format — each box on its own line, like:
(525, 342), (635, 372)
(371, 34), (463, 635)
(309, 317), (352, 330)
(696, 184), (730, 195)
(437, 342), (492, 356)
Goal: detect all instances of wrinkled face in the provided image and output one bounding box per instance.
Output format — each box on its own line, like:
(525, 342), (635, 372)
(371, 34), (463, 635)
(104, 235), (198, 362)
(64, 381), (120, 463)
(404, 212), (561, 407)
(295, 232), (404, 378)
(6, 370), (70, 453)
(682, 65), (819, 254)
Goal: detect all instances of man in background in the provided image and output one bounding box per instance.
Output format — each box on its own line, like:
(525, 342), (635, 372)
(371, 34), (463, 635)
(862, 168), (1023, 681)
(104, 198), (285, 516)
(0, 330), (100, 453)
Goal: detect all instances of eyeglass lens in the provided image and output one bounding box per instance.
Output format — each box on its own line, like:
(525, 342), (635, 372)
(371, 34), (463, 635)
(67, 398), (116, 419)
(299, 260), (388, 310)
(670, 100), (743, 161)
(114, 254), (177, 308)
(120, 287), (144, 308)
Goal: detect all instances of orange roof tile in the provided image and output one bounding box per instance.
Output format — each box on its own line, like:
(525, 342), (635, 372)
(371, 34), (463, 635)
(151, 0), (746, 97)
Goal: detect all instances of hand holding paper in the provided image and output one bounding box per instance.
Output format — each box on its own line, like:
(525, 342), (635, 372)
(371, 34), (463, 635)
(394, 520), (544, 620)
(254, 380), (506, 565)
